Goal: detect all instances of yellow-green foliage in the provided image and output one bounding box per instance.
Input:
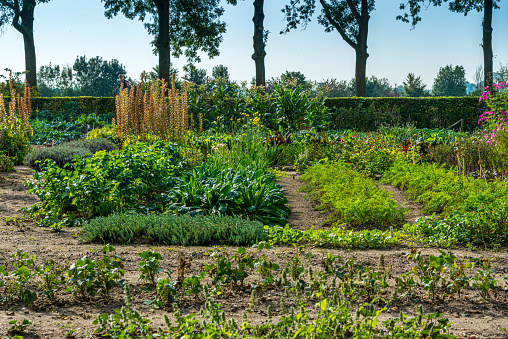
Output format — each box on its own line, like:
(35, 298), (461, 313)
(301, 161), (405, 227)
(0, 154), (14, 172)
(86, 124), (119, 144)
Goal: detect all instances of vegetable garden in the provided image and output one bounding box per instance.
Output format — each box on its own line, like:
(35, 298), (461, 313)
(0, 77), (507, 338)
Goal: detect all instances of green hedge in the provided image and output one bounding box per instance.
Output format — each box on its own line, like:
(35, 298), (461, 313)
(3, 96), (116, 115)
(325, 97), (485, 131)
(3, 96), (485, 131)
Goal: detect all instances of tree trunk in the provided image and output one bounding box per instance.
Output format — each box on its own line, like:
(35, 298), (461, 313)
(252, 0), (266, 87)
(483, 0), (493, 91)
(155, 0), (170, 86)
(12, 0), (37, 87)
(354, 0), (369, 97)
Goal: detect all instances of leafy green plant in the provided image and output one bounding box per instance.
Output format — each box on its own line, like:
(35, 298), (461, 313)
(267, 224), (399, 249)
(7, 319), (33, 333)
(138, 251), (164, 286)
(66, 244), (124, 298)
(0, 154), (14, 172)
(204, 247), (252, 287)
(35, 259), (65, 300)
(93, 284), (153, 338)
(471, 258), (497, 309)
(273, 82), (313, 131)
(27, 141), (183, 220)
(154, 276), (178, 308)
(163, 164), (290, 226)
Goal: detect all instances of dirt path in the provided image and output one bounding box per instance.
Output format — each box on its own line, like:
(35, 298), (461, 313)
(0, 166), (39, 217)
(379, 183), (428, 224)
(278, 170), (329, 230)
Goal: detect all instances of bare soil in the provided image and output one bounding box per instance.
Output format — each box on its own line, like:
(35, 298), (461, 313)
(0, 167), (507, 338)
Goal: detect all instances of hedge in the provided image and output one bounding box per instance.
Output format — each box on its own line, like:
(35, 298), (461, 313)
(325, 97), (486, 131)
(3, 95), (486, 131)
(2, 96), (115, 115)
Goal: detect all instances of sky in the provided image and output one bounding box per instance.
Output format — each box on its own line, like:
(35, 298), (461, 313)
(0, 0), (507, 88)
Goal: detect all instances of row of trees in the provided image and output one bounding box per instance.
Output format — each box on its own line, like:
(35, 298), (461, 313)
(32, 54), (506, 98)
(0, 0), (502, 97)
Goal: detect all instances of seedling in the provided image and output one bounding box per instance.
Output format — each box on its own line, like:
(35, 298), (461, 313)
(8, 319), (33, 333)
(138, 250), (164, 286)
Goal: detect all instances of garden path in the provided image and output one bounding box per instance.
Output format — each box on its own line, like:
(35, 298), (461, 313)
(278, 170), (329, 231)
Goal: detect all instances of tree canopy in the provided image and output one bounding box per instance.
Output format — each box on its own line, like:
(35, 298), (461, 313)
(73, 56), (127, 97)
(398, 0), (500, 90)
(403, 73), (427, 97)
(282, 0), (375, 97)
(432, 65), (467, 97)
(102, 0), (233, 85)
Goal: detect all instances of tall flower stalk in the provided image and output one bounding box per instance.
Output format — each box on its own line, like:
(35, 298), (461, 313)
(115, 74), (190, 144)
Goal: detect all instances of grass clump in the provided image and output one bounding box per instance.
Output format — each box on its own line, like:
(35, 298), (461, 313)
(301, 161), (405, 227)
(80, 213), (267, 246)
(23, 138), (117, 171)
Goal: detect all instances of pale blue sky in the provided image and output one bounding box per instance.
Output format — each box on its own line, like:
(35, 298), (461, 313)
(0, 0), (507, 88)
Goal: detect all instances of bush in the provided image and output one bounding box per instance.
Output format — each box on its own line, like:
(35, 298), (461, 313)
(0, 128), (31, 165)
(325, 97), (485, 131)
(23, 138), (117, 171)
(27, 142), (183, 220)
(0, 154), (14, 172)
(86, 124), (118, 144)
(80, 213), (267, 246)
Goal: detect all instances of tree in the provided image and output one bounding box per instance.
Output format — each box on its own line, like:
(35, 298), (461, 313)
(349, 75), (399, 97)
(282, 0), (375, 97)
(316, 78), (354, 97)
(73, 56), (127, 97)
(252, 0), (268, 87)
(398, 0), (500, 91)
(37, 63), (79, 97)
(212, 64), (229, 79)
(102, 0), (232, 85)
(0, 0), (51, 87)
(432, 65), (467, 97)
(280, 70), (310, 89)
(184, 63), (208, 85)
(497, 62), (508, 83)
(403, 73), (427, 97)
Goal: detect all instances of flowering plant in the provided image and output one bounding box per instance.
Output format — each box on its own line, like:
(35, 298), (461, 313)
(478, 81), (508, 153)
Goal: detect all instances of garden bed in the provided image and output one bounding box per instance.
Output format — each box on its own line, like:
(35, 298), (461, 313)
(0, 166), (507, 338)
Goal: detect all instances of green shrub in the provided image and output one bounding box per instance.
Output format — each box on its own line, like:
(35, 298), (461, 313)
(80, 213), (267, 246)
(325, 97), (485, 131)
(23, 138), (117, 171)
(66, 138), (118, 153)
(267, 225), (399, 249)
(0, 128), (31, 165)
(86, 124), (118, 144)
(27, 142), (183, 220)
